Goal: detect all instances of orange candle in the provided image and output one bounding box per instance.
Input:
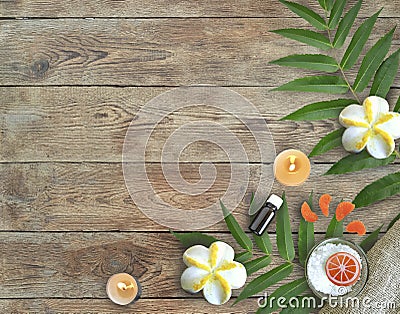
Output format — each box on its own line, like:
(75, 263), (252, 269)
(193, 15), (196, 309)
(106, 273), (141, 305)
(274, 149), (310, 186)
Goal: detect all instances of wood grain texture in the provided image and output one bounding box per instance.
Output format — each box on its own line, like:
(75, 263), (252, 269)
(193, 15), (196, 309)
(1, 18), (399, 86)
(0, 232), (364, 299)
(1, 1), (399, 310)
(1, 162), (397, 232)
(0, 299), (258, 314)
(2, 87), (400, 163)
(0, 0), (399, 18)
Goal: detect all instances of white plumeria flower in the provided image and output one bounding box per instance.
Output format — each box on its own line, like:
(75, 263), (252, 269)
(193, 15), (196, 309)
(339, 96), (400, 159)
(180, 241), (247, 305)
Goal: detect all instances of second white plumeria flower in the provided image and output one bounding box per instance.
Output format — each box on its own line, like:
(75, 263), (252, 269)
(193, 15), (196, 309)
(180, 241), (247, 305)
(339, 96), (400, 159)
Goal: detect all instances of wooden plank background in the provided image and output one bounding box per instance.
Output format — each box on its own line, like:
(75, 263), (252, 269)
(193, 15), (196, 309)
(1, 0), (399, 313)
(0, 0), (399, 18)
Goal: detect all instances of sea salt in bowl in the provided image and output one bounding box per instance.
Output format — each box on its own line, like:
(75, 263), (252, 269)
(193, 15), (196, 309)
(305, 238), (369, 299)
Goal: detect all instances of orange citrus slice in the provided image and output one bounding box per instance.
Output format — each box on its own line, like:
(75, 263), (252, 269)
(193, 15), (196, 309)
(325, 252), (361, 287)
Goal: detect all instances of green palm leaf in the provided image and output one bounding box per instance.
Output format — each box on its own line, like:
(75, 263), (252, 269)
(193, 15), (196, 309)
(318, 0), (334, 11)
(243, 255), (272, 275)
(333, 0), (362, 48)
(328, 0), (346, 30)
(254, 232), (273, 255)
(171, 231), (218, 248)
(281, 99), (354, 121)
(309, 128), (345, 157)
(395, 96), (400, 112)
(276, 192), (295, 261)
(279, 0), (327, 30)
(370, 49), (400, 98)
(353, 27), (395, 92)
(271, 29), (331, 50)
(273, 76), (348, 94)
(256, 277), (309, 314)
(235, 251), (253, 263)
(325, 151), (396, 175)
(353, 172), (400, 208)
(360, 224), (383, 252)
(234, 262), (293, 304)
(270, 54), (338, 72)
(326, 214), (343, 238)
(341, 9), (381, 70)
(220, 200), (253, 251)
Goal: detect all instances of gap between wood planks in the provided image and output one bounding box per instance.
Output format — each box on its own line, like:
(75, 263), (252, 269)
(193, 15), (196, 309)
(1, 16), (400, 19)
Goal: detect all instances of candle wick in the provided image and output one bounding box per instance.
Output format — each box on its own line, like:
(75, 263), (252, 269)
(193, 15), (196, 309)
(117, 282), (134, 291)
(288, 155), (296, 172)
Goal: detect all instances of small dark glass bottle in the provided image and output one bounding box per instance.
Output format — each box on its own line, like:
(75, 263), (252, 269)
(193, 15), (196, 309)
(249, 194), (284, 236)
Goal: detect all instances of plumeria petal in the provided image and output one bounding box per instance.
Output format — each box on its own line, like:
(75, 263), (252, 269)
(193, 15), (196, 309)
(339, 104), (370, 128)
(209, 241), (234, 269)
(339, 96), (398, 160)
(183, 245), (211, 272)
(374, 112), (400, 139)
(342, 127), (371, 153)
(203, 275), (232, 305)
(216, 261), (247, 289)
(367, 130), (395, 159)
(181, 267), (212, 293)
(363, 96), (389, 124)
(180, 241), (247, 305)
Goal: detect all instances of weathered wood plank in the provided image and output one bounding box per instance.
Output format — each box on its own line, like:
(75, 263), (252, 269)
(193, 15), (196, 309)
(0, 232), (365, 299)
(0, 0), (399, 18)
(2, 87), (400, 163)
(0, 299), (258, 314)
(1, 18), (399, 86)
(1, 162), (397, 232)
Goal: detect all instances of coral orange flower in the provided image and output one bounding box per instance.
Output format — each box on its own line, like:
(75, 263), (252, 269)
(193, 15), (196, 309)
(336, 202), (355, 221)
(319, 194), (332, 217)
(301, 202), (318, 223)
(346, 220), (366, 236)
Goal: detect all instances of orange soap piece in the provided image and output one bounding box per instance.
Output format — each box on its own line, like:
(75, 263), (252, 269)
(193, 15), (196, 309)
(335, 202), (355, 221)
(301, 202), (318, 223)
(325, 252), (361, 286)
(319, 194), (332, 217)
(346, 220), (366, 236)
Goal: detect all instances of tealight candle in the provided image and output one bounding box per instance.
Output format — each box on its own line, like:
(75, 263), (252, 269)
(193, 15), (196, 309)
(106, 273), (141, 306)
(274, 149), (310, 186)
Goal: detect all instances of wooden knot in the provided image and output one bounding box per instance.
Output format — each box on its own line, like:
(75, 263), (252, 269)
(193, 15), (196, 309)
(93, 112), (109, 119)
(31, 59), (49, 78)
(101, 252), (132, 275)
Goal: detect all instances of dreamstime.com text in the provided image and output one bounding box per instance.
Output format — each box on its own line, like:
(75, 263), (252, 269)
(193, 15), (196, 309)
(257, 293), (396, 311)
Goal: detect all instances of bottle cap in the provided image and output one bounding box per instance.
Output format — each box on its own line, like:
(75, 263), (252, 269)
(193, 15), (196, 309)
(267, 194), (283, 210)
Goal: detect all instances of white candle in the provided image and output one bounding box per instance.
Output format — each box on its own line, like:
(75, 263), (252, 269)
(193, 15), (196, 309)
(274, 149), (311, 186)
(106, 273), (141, 305)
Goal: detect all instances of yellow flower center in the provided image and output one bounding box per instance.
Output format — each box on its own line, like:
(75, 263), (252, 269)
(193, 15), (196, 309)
(217, 262), (237, 272)
(185, 256), (211, 272)
(193, 274), (212, 291)
(356, 129), (372, 150)
(341, 118), (369, 128)
(214, 272), (231, 297)
(373, 127), (393, 148)
(209, 242), (219, 268)
(364, 98), (374, 123)
(375, 113), (395, 126)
